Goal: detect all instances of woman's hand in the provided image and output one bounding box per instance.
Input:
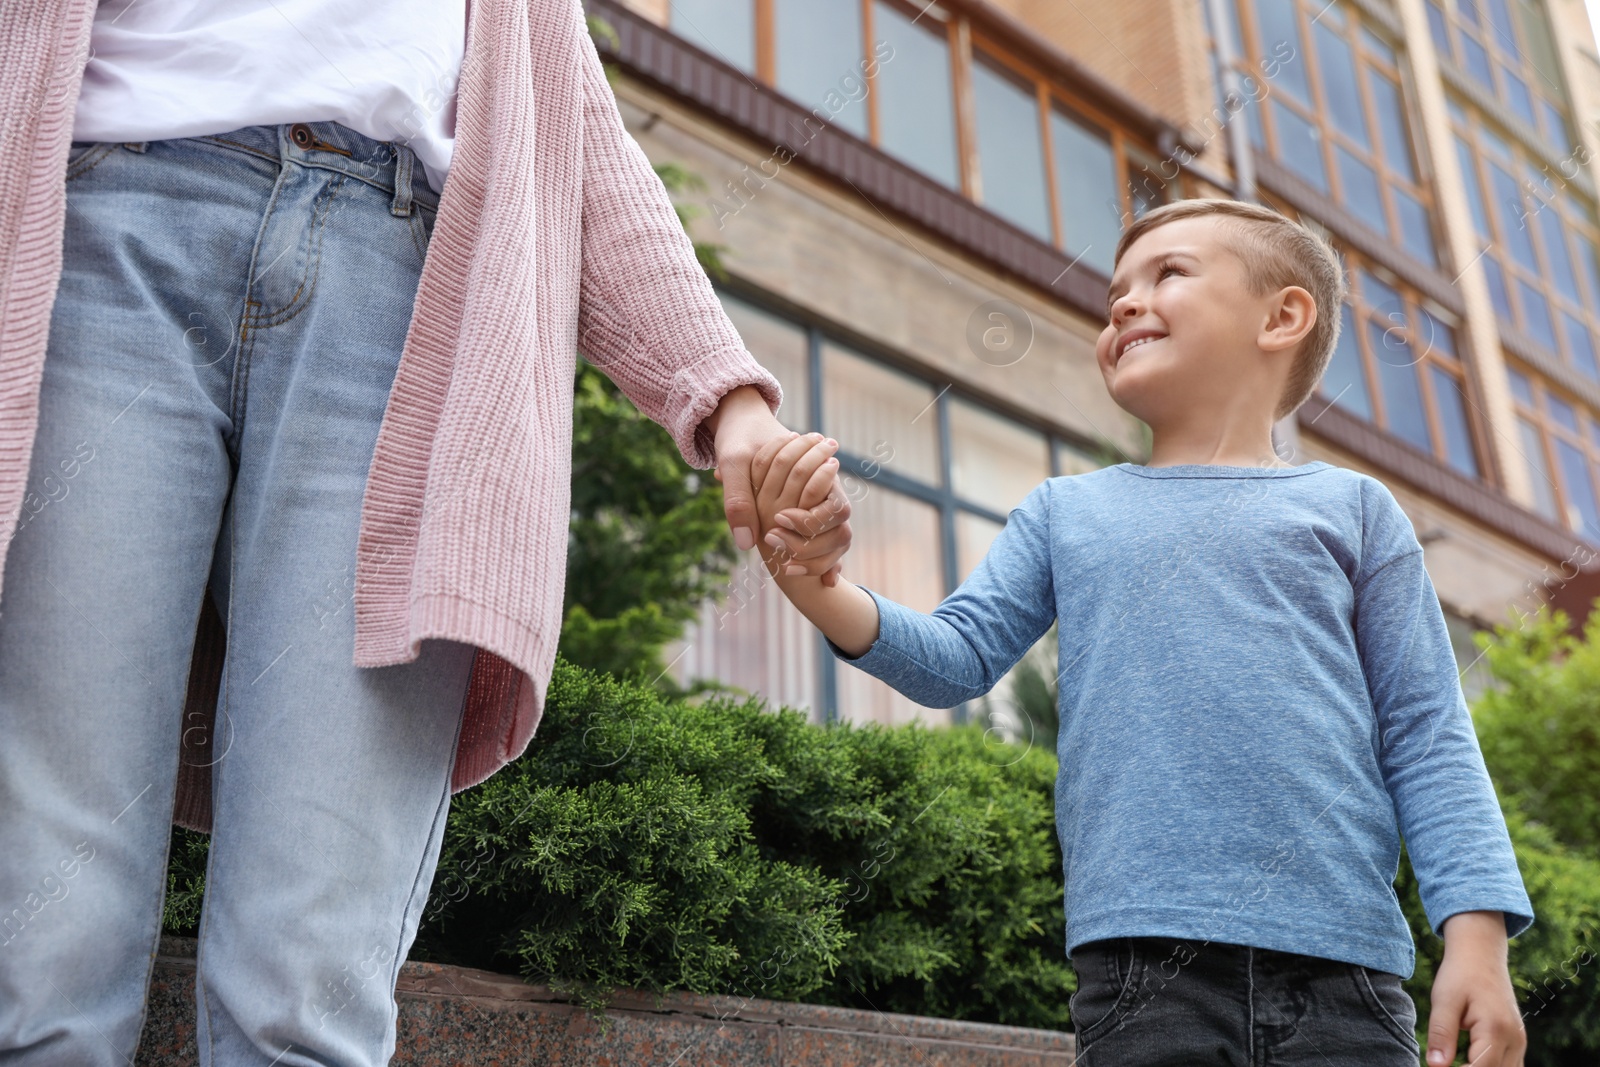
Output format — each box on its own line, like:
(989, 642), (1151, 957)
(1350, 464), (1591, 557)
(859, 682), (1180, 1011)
(704, 386), (851, 586)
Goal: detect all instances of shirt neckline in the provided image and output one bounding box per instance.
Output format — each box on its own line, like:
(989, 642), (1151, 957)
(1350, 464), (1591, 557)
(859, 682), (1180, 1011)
(1114, 460), (1333, 479)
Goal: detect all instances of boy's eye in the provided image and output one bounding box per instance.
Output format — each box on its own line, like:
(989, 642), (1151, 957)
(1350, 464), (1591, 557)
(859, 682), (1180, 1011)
(1158, 264), (1181, 279)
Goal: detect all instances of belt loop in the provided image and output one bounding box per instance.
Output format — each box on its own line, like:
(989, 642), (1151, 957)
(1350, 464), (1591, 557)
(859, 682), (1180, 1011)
(122, 142), (149, 153)
(390, 144), (415, 218)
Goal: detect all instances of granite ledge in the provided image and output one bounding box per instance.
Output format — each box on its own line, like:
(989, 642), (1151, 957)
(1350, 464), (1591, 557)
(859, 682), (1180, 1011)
(142, 935), (1076, 1066)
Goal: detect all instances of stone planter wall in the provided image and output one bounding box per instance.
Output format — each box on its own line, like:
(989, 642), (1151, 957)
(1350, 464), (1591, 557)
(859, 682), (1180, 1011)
(137, 937), (1077, 1065)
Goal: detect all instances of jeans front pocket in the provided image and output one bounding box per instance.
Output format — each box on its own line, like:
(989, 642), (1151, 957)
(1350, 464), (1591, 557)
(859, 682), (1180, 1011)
(1070, 937), (1147, 1050)
(65, 141), (116, 181)
(1350, 963), (1422, 1056)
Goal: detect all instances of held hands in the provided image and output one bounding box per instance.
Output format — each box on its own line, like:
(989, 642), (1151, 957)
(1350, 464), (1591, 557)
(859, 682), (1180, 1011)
(735, 429), (879, 658)
(706, 387), (850, 586)
(1427, 911), (1526, 1067)
(748, 432), (844, 581)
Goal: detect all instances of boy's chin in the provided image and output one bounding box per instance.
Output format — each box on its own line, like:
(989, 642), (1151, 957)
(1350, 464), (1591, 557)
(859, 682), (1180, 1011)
(1104, 373), (1179, 425)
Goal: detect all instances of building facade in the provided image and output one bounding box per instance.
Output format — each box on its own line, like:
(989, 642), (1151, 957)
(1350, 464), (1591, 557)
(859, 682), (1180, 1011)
(586, 0), (1600, 726)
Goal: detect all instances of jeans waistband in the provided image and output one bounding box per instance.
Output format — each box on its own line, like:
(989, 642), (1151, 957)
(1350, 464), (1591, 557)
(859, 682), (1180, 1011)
(133, 121), (441, 217)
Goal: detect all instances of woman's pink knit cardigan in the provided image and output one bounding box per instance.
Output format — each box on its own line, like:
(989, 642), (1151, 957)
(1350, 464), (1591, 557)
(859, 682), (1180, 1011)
(0, 0), (782, 831)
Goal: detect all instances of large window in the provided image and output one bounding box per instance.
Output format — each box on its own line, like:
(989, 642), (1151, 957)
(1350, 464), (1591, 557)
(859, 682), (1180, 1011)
(1451, 96), (1600, 388)
(967, 49), (1139, 274)
(873, 1), (960, 187)
(1222, 0), (1438, 266)
(668, 289), (1105, 727)
(665, 0), (1149, 276)
(668, 0), (756, 72)
(774, 0), (870, 138)
(1318, 250), (1483, 477)
(1425, 0), (1571, 153)
(1505, 366), (1600, 539)
(1444, 609), (1496, 700)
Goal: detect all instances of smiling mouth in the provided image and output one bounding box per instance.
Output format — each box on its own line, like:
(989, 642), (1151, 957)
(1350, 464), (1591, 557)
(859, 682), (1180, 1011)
(1117, 334), (1166, 363)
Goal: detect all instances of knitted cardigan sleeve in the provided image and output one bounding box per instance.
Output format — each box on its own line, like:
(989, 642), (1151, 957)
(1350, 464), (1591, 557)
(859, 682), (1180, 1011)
(573, 19), (782, 470)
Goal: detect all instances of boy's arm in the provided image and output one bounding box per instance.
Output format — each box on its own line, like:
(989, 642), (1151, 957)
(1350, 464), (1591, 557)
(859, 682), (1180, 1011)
(754, 437), (1057, 707)
(1352, 480), (1532, 1066)
(1432, 911), (1523, 1067)
(769, 566), (882, 659)
(749, 433), (880, 655)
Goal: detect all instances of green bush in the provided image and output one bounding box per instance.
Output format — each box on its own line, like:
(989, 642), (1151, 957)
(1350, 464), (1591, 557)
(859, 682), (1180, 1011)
(1396, 803), (1600, 1064)
(1427, 605), (1600, 1064)
(1473, 607), (1600, 860)
(410, 658), (1072, 1027)
(561, 362), (736, 689)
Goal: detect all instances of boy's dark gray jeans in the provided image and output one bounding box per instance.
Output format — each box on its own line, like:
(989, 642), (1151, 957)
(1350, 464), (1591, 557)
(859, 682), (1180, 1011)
(1069, 937), (1422, 1065)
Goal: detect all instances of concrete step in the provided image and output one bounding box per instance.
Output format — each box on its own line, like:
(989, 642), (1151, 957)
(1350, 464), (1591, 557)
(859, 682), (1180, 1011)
(137, 936), (1078, 1065)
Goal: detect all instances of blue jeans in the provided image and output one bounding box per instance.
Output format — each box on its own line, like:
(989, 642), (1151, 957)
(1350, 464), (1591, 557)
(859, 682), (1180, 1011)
(1069, 937), (1423, 1065)
(0, 122), (477, 1066)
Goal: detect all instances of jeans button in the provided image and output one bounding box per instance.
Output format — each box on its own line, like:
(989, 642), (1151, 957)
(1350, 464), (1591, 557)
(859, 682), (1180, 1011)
(290, 123), (314, 148)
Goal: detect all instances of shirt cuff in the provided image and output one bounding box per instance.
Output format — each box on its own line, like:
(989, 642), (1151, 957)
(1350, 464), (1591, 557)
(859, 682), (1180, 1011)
(823, 585), (900, 670)
(1431, 900), (1536, 941)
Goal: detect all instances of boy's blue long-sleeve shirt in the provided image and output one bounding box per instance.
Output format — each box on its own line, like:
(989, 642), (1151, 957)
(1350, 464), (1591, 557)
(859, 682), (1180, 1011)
(834, 461), (1534, 978)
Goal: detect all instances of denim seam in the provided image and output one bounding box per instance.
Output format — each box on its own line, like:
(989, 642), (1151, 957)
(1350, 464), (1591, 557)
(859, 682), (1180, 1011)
(129, 657), (198, 1062)
(1353, 965), (1421, 1053)
(195, 492), (245, 1063)
(409, 209), (431, 264)
(192, 135), (280, 165)
(246, 173), (345, 330)
(385, 672), (471, 1020)
(382, 775), (452, 1040)
(64, 142), (118, 181)
(1077, 939), (1140, 1049)
(199, 132), (427, 203)
(226, 309), (258, 456)
(225, 152), (292, 437)
(1247, 946), (1256, 1066)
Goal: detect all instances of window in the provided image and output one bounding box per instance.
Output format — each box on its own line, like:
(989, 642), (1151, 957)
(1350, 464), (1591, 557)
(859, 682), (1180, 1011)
(967, 47), (1138, 258)
(1314, 249), (1482, 477)
(1431, 0), (1572, 153)
(1322, 303), (1374, 419)
(949, 398), (1051, 514)
(673, 298), (817, 717)
(1051, 110), (1123, 276)
(971, 54), (1053, 240)
(774, 0), (869, 137)
(1506, 367), (1600, 539)
(669, 289), (1109, 727)
(1227, 0), (1438, 264)
(1444, 609), (1495, 700)
(1453, 99), (1600, 386)
(831, 488), (945, 726)
(873, 1), (960, 187)
(721, 297), (812, 428)
(1497, 367), (1600, 537)
(664, 0), (1152, 274)
(669, 0), (756, 72)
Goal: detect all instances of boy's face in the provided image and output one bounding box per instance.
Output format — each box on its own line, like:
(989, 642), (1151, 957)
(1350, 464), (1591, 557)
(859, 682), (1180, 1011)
(1095, 216), (1291, 430)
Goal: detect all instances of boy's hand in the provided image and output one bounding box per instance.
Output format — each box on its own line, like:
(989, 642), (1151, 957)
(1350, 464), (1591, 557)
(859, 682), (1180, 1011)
(725, 430), (878, 658)
(750, 432), (841, 578)
(714, 429), (849, 585)
(1426, 911), (1525, 1066)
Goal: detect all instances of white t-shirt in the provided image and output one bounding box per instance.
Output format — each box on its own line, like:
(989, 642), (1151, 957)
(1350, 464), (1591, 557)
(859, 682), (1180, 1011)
(71, 1), (466, 195)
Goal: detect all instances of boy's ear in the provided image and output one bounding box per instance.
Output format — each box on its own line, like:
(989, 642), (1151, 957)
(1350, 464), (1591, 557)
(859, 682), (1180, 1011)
(1259, 285), (1317, 355)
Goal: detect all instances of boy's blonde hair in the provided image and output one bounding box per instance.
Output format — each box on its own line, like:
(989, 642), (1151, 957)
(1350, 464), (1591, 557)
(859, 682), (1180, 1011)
(1113, 199), (1348, 419)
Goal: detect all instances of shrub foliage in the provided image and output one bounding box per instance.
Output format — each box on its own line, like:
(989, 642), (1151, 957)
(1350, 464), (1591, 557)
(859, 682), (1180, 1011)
(409, 658), (1072, 1027)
